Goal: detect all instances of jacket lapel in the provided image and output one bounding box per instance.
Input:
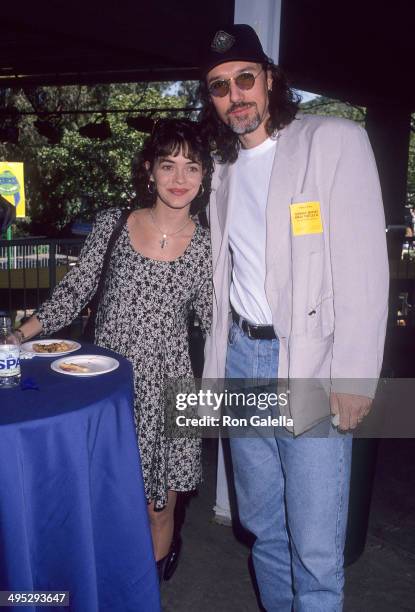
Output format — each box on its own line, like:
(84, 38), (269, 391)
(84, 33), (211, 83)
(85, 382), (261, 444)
(215, 163), (233, 235)
(212, 162), (234, 276)
(265, 120), (301, 334)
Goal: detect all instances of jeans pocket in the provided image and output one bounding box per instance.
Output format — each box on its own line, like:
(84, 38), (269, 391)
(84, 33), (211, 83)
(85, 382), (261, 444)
(228, 323), (241, 347)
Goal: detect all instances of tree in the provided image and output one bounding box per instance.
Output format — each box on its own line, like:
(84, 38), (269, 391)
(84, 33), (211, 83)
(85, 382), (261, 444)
(0, 82), (187, 235)
(300, 95), (366, 123)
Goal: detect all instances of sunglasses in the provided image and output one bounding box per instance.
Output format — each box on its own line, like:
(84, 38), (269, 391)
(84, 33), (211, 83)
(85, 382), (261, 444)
(208, 68), (264, 98)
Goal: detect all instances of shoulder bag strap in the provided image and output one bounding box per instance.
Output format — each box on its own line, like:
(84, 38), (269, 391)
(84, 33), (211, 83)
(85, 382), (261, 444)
(85, 207), (131, 337)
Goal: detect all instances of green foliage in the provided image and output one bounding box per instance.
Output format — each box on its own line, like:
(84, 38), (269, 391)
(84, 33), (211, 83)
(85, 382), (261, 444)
(0, 83), (185, 235)
(300, 95), (366, 123)
(1, 87), (414, 234)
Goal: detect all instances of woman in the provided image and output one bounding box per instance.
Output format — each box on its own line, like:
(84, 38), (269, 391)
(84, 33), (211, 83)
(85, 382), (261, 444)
(16, 118), (213, 578)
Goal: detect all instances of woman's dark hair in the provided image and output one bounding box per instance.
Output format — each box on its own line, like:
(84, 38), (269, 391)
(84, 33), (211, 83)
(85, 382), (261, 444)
(133, 118), (214, 216)
(198, 61), (301, 164)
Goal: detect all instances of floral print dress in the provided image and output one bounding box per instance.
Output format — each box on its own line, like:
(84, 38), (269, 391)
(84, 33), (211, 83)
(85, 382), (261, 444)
(37, 208), (212, 509)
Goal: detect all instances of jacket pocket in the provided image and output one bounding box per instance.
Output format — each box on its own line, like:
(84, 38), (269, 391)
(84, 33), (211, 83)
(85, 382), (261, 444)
(306, 294), (335, 337)
(290, 232), (325, 331)
(307, 249), (324, 310)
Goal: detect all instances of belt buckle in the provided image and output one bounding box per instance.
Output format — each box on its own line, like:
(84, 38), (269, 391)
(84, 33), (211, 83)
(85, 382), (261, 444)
(240, 319), (252, 338)
(247, 323), (257, 339)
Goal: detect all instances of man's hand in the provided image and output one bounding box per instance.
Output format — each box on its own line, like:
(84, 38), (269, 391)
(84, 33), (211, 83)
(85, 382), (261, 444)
(330, 392), (372, 431)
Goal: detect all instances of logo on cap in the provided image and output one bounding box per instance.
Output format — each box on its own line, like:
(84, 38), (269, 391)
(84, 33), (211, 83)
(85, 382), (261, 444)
(211, 30), (235, 54)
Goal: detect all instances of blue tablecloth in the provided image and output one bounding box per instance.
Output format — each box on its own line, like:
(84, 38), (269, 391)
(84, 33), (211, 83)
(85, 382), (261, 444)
(0, 344), (160, 612)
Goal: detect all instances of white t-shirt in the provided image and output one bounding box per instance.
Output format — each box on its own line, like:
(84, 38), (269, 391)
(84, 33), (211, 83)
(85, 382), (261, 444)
(229, 137), (276, 325)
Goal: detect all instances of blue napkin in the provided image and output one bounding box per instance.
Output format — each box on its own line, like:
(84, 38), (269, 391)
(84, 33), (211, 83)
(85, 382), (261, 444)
(21, 377), (40, 391)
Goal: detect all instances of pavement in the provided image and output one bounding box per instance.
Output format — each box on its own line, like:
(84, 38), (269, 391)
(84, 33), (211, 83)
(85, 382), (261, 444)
(161, 438), (415, 612)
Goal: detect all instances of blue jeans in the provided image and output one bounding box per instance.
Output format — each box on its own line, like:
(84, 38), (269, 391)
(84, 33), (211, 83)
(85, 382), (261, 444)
(226, 322), (352, 612)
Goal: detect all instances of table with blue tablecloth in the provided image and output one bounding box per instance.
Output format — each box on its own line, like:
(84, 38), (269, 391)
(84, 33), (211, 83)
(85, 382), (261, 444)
(0, 344), (160, 612)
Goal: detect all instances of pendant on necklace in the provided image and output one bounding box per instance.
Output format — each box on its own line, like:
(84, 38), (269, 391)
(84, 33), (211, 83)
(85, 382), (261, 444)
(160, 234), (168, 249)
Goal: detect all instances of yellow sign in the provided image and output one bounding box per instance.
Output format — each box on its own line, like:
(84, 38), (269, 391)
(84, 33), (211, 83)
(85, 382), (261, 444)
(290, 201), (323, 236)
(0, 162), (26, 218)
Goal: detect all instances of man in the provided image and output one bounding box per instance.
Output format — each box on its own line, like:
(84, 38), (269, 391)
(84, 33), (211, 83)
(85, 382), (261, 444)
(200, 25), (389, 611)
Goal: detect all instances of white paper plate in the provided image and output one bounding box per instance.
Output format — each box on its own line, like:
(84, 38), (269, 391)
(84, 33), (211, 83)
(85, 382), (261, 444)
(51, 354), (119, 377)
(22, 339), (81, 357)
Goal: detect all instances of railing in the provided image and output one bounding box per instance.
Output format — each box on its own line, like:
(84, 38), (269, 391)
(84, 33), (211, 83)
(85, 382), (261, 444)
(0, 237), (85, 316)
(1, 233), (415, 326)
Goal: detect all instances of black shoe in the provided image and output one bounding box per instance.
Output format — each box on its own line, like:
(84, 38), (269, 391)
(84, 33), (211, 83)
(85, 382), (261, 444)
(163, 537), (182, 581)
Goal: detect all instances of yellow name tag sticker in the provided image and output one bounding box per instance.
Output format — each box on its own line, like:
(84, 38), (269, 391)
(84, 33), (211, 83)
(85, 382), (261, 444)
(290, 201), (323, 236)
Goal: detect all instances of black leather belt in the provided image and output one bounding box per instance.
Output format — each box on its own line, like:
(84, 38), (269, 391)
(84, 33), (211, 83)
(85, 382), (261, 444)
(232, 311), (277, 340)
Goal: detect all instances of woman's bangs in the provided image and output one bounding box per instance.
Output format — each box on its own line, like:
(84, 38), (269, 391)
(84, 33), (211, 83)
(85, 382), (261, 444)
(156, 138), (201, 164)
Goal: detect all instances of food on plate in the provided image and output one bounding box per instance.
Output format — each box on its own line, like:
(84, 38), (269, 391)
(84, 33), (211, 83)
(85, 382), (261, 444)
(33, 341), (74, 353)
(59, 362), (90, 373)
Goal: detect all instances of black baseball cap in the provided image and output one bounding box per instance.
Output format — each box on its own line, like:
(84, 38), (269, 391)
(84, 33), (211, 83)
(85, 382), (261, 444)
(201, 24), (268, 76)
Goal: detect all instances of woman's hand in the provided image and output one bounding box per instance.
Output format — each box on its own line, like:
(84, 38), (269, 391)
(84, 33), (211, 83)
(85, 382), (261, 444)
(6, 331), (21, 346)
(16, 315), (43, 343)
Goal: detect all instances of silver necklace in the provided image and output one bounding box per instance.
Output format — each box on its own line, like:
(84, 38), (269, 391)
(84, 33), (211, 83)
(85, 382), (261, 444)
(149, 208), (192, 249)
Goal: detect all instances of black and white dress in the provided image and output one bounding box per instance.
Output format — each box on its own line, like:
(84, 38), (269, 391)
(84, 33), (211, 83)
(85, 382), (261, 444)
(37, 208), (212, 510)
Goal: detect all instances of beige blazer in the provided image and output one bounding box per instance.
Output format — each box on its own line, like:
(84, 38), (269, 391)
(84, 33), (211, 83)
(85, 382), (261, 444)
(203, 114), (389, 434)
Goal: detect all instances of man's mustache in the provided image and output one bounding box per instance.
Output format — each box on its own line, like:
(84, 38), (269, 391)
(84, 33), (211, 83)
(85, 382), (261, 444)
(226, 102), (255, 116)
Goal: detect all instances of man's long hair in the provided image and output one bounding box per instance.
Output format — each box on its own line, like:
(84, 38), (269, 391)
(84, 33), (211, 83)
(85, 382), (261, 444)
(198, 60), (301, 164)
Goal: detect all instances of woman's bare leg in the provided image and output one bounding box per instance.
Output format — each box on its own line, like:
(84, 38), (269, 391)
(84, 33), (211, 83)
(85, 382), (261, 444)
(147, 490), (177, 561)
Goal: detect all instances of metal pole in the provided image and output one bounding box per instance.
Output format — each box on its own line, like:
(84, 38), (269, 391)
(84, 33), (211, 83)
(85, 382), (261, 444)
(49, 241), (57, 295)
(6, 226), (12, 312)
(6, 225), (12, 270)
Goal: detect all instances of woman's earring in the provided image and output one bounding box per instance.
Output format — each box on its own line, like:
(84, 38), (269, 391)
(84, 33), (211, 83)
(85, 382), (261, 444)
(197, 184), (205, 198)
(147, 180), (156, 194)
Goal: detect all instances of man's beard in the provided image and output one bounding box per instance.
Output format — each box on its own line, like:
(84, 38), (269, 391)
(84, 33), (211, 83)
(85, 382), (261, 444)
(226, 103), (261, 135)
